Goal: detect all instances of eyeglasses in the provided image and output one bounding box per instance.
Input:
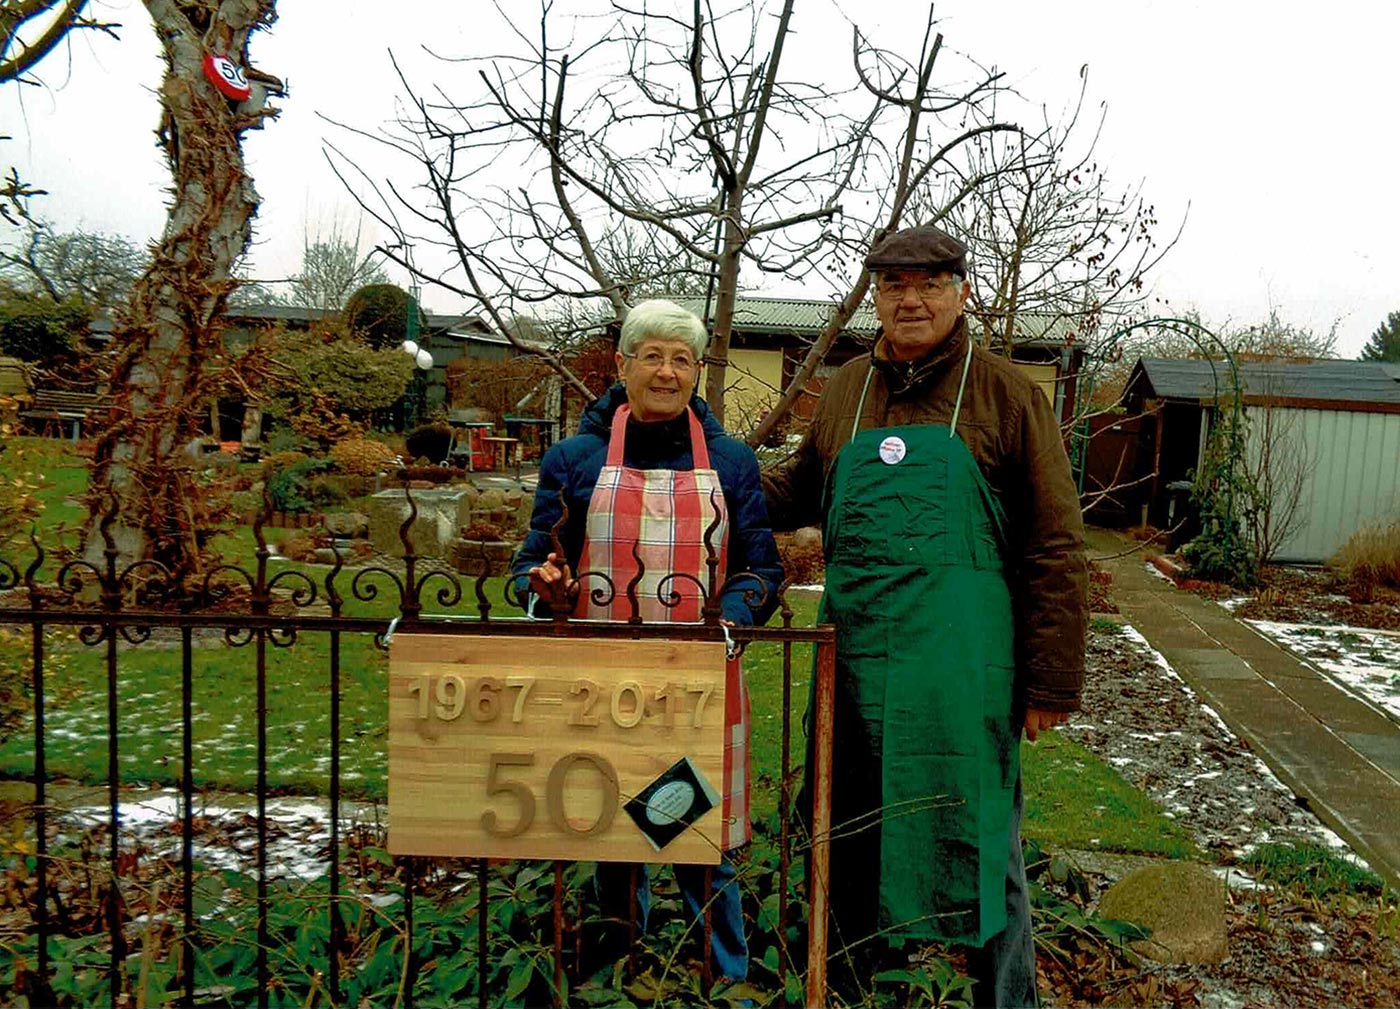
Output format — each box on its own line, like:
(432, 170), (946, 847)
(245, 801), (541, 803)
(875, 273), (964, 298)
(625, 351), (699, 374)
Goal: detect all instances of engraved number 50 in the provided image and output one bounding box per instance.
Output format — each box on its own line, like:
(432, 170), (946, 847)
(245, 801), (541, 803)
(480, 751), (619, 838)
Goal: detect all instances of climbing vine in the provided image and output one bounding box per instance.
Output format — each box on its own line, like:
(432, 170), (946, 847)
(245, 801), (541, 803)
(85, 0), (283, 583)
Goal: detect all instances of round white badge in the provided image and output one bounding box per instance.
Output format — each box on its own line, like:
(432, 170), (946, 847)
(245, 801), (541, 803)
(878, 435), (907, 465)
(645, 780), (697, 825)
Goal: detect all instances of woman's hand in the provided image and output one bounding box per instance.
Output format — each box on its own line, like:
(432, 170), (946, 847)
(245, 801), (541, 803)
(528, 552), (577, 603)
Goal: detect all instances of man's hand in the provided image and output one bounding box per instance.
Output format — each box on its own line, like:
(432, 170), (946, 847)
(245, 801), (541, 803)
(1023, 708), (1070, 742)
(528, 552), (576, 604)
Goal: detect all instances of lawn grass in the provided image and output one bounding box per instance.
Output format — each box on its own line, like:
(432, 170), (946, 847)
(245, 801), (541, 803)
(1242, 840), (1385, 897)
(1, 439), (1196, 860)
(1, 437), (89, 576)
(1021, 732), (1201, 858)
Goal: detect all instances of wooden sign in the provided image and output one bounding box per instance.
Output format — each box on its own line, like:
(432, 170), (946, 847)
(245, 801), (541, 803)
(388, 633), (727, 864)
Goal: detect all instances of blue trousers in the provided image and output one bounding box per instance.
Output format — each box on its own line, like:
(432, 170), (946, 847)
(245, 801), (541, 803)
(594, 857), (748, 981)
(966, 777), (1037, 1009)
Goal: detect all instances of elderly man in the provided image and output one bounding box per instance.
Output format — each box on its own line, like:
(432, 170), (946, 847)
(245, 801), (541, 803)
(763, 224), (1087, 1007)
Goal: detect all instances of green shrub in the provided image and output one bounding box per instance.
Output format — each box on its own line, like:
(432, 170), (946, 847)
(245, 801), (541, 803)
(0, 289), (87, 365)
(1181, 414), (1259, 588)
(330, 436), (400, 476)
(304, 475), (349, 509)
(405, 421), (452, 464)
(265, 429), (315, 455)
(267, 457), (334, 513)
(344, 283), (425, 350)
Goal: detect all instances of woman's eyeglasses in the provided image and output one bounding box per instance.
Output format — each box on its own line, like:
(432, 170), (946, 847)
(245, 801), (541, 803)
(626, 351), (698, 373)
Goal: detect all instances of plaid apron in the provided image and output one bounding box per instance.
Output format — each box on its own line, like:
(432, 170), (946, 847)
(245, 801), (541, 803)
(580, 404), (751, 851)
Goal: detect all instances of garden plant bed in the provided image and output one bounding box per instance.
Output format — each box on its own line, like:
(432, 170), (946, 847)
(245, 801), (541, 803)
(1172, 562), (1400, 632)
(1039, 620), (1400, 1008)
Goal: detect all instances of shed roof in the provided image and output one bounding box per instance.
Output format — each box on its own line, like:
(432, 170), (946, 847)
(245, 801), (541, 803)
(1131, 357), (1400, 409)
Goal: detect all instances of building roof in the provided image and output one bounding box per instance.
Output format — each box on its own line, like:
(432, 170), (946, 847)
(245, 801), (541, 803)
(672, 295), (1075, 347)
(1130, 357), (1400, 410)
(674, 296), (879, 338)
(87, 304), (496, 340)
(224, 303), (494, 335)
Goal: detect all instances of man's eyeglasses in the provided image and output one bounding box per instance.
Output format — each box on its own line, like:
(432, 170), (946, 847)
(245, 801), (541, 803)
(626, 351), (699, 373)
(875, 273), (964, 298)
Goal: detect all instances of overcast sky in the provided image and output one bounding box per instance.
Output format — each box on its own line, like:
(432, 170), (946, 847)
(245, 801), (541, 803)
(4, 0), (1396, 358)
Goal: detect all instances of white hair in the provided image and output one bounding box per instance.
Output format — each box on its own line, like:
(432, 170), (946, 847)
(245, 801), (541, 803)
(619, 299), (709, 359)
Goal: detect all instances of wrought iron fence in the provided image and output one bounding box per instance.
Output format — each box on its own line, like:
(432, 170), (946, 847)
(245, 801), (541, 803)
(0, 487), (836, 1007)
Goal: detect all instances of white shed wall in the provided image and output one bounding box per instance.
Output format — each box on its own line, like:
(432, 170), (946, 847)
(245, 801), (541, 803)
(1244, 406), (1400, 563)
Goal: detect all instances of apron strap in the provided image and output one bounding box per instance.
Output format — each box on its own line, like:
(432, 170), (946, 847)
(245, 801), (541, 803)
(949, 335), (974, 440)
(687, 407), (712, 470)
(605, 403), (712, 469)
(851, 333), (974, 444)
(850, 364), (876, 444)
(605, 404), (631, 466)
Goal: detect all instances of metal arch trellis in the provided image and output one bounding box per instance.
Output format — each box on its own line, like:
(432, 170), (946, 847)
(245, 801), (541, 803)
(0, 480), (838, 1009)
(1075, 316), (1246, 554)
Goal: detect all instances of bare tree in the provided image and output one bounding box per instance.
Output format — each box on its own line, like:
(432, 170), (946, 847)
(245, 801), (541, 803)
(86, 0), (282, 580)
(1241, 397), (1310, 563)
(330, 0), (1020, 434)
(927, 78), (1181, 361)
(235, 219), (390, 310)
(0, 0), (119, 83)
(2, 3), (121, 225)
(0, 221), (146, 308)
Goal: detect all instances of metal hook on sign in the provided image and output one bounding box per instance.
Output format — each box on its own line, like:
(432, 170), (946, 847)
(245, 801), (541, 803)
(384, 616), (400, 646)
(721, 622), (740, 661)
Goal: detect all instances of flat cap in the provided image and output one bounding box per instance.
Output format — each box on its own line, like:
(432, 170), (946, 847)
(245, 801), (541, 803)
(864, 223), (967, 277)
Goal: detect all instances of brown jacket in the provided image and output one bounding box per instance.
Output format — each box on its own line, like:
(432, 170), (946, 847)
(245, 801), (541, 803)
(763, 317), (1088, 711)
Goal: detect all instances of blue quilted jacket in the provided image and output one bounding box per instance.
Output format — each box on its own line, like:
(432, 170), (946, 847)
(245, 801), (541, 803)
(510, 384), (783, 626)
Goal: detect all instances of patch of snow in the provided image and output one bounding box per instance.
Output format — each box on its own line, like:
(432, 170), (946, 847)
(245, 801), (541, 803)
(1217, 596), (1252, 612)
(1245, 619), (1400, 722)
(1144, 561), (1176, 585)
(1213, 866), (1267, 891)
(57, 789), (374, 883)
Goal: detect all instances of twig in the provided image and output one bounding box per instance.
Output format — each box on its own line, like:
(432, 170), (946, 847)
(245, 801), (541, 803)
(1088, 519), (1186, 562)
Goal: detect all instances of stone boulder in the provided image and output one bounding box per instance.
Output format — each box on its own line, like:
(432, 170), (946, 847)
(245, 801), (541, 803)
(368, 489), (474, 560)
(450, 538), (519, 577)
(1096, 862), (1227, 964)
(323, 511), (369, 538)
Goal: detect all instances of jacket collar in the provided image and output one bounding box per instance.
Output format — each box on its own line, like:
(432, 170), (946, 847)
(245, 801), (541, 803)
(870, 315), (970, 396)
(578, 382), (721, 440)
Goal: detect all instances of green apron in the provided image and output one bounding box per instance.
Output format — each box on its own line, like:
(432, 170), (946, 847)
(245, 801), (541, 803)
(814, 363), (1019, 948)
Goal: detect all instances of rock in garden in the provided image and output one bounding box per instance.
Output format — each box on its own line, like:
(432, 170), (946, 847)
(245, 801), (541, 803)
(368, 489), (474, 559)
(476, 488), (506, 511)
(323, 511), (369, 538)
(1097, 862), (1228, 964)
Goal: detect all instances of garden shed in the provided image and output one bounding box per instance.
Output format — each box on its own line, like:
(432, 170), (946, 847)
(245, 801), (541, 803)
(1121, 357), (1400, 563)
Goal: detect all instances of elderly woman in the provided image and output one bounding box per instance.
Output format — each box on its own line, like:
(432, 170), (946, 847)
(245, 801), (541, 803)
(510, 298), (783, 981)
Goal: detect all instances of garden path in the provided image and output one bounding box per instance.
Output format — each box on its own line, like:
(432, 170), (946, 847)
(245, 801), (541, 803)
(1087, 528), (1400, 892)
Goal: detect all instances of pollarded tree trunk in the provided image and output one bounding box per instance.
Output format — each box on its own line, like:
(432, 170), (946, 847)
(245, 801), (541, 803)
(86, 0), (281, 582)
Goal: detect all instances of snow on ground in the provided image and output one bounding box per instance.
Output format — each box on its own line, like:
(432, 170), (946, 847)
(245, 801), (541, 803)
(1067, 623), (1370, 866)
(55, 789), (375, 883)
(1245, 620), (1400, 723)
